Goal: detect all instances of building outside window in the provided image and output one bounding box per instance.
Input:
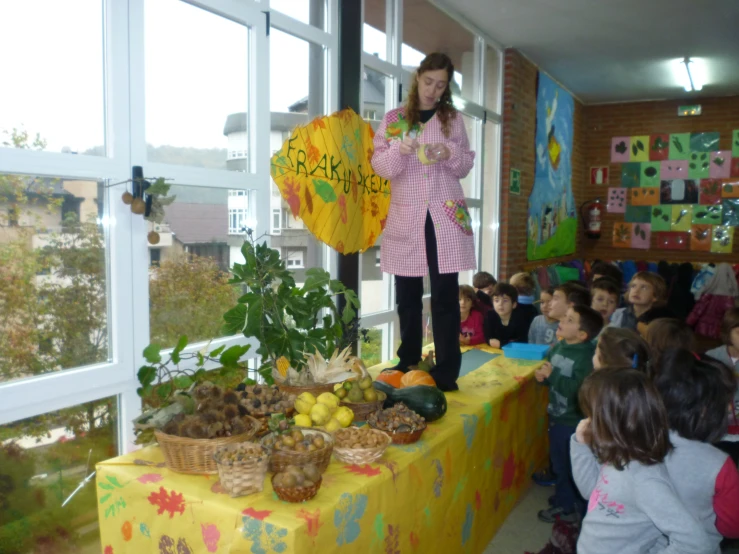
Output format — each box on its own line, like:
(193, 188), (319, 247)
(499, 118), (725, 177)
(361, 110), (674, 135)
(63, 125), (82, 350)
(284, 247), (305, 268)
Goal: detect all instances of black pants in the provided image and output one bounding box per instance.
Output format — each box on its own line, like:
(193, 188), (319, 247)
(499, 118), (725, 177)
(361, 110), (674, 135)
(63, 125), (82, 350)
(395, 212), (461, 388)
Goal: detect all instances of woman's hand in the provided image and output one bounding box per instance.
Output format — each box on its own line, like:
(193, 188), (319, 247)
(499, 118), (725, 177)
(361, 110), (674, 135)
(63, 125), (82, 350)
(399, 136), (419, 156)
(488, 339), (501, 349)
(575, 418), (591, 444)
(426, 143), (450, 161)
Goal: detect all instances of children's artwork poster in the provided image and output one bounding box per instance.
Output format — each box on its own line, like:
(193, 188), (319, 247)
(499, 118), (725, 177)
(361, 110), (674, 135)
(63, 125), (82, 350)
(606, 129), (739, 254)
(527, 73), (576, 261)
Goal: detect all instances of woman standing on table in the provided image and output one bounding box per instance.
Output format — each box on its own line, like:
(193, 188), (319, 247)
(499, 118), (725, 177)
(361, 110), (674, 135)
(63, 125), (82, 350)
(371, 52), (476, 392)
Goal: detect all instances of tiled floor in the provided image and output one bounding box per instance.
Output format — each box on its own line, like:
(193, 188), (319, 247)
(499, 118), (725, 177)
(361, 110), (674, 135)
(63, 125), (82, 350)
(484, 484), (553, 554)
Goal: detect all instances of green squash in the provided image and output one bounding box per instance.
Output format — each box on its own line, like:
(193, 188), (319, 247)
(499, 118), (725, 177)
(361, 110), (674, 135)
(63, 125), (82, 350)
(372, 382), (447, 422)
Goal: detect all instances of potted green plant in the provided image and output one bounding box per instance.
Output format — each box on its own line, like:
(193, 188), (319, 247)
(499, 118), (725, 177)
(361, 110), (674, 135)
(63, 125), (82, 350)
(222, 230), (364, 393)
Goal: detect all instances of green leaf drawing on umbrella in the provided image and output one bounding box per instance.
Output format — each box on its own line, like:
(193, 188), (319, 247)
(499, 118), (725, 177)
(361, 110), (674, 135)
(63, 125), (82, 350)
(672, 137), (683, 152)
(313, 179), (338, 203)
(713, 157), (725, 167)
(636, 140), (645, 152)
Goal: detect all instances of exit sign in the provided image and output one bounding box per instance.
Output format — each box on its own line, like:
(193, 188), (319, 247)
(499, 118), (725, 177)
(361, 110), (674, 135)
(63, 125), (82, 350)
(678, 104), (702, 116)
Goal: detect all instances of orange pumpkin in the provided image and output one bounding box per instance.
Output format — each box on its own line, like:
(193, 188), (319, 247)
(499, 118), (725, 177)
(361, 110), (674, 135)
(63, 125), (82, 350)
(376, 369), (404, 388)
(400, 370), (436, 388)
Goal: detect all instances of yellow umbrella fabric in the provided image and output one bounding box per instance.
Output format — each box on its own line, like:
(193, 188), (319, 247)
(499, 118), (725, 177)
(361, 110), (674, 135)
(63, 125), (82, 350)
(270, 108), (390, 254)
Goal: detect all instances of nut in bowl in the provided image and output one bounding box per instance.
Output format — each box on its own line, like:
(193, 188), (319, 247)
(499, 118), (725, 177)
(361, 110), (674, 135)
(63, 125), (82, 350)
(271, 464), (323, 503)
(367, 403), (426, 444)
(261, 427), (334, 473)
(213, 442), (270, 498)
(333, 426), (392, 464)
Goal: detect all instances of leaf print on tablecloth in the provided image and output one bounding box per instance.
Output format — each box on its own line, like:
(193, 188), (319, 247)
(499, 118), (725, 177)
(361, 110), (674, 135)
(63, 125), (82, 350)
(140, 523), (151, 538)
(461, 504), (474, 545)
(385, 524), (400, 554)
(242, 507), (272, 521)
(148, 487), (186, 518)
(201, 524), (220, 553)
(372, 513), (385, 545)
(104, 546), (114, 554)
(432, 459), (444, 498)
(137, 473), (163, 484)
(242, 517), (288, 554)
(334, 493), (368, 546)
(461, 414), (479, 449)
(296, 509), (323, 539)
(344, 464), (381, 477)
(410, 531), (420, 551)
(122, 521), (133, 542)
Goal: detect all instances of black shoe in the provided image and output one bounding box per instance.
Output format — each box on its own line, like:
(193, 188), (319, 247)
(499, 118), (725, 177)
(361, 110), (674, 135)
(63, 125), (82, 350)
(532, 469), (556, 487)
(436, 381), (459, 392)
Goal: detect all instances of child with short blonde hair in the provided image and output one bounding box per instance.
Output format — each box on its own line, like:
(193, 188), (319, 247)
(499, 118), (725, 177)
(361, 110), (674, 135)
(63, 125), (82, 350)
(609, 272), (666, 331)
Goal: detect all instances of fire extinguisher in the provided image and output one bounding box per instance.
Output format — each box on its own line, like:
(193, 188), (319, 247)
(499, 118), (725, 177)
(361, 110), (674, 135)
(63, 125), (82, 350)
(581, 198), (603, 239)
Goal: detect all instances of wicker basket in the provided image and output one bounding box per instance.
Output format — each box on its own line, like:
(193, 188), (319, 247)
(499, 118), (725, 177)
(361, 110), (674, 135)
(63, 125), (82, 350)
(154, 416), (259, 475)
(368, 421), (426, 445)
(261, 427), (334, 473)
(339, 390), (386, 422)
(276, 382), (336, 397)
(271, 475), (322, 503)
(333, 429), (392, 464)
(213, 443), (270, 497)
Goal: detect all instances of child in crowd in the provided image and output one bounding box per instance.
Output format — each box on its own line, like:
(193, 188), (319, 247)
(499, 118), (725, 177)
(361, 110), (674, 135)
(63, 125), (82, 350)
(510, 272), (539, 330)
(458, 285), (485, 346)
(635, 306), (676, 338)
(592, 327), (649, 373)
(590, 278), (620, 324)
(473, 271), (497, 311)
(589, 260), (624, 287)
(653, 349), (739, 550)
(572, 368), (711, 553)
(706, 308), (739, 465)
(484, 283), (529, 348)
(610, 272), (666, 331)
(644, 318), (696, 377)
(529, 287), (559, 346)
(534, 305), (603, 523)
(531, 283), (593, 488)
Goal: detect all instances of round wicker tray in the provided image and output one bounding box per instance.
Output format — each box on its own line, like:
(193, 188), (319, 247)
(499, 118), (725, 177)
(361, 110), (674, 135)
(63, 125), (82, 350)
(213, 442), (270, 497)
(155, 415), (259, 475)
(271, 476), (322, 503)
(261, 427), (334, 474)
(339, 390), (386, 422)
(333, 429), (392, 464)
(367, 421), (426, 445)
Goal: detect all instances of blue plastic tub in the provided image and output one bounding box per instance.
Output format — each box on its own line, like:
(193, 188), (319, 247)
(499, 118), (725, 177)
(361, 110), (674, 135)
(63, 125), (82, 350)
(501, 343), (550, 360)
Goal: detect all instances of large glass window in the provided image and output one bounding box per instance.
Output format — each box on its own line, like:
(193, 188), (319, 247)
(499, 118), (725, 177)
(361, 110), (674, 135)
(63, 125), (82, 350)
(363, 0), (387, 61)
(146, 184), (243, 349)
(402, 1), (472, 98)
(0, 0), (104, 155)
(270, 0), (327, 30)
(485, 46), (502, 112)
(0, 396), (118, 552)
(0, 172), (108, 385)
(144, 0), (250, 170)
(362, 68), (391, 124)
(270, 28), (328, 286)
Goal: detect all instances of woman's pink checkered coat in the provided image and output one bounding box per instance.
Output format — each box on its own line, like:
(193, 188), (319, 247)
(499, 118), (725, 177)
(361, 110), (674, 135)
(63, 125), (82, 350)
(372, 107), (477, 277)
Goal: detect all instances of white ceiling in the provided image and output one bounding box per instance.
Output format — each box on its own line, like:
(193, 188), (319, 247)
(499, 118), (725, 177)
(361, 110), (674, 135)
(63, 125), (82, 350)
(449, 0), (739, 103)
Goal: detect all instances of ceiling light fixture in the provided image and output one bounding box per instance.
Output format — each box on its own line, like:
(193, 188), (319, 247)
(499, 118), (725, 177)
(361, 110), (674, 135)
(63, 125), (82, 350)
(681, 57), (703, 92)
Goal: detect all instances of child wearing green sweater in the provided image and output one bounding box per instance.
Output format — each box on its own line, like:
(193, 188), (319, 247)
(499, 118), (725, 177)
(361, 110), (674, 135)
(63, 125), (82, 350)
(535, 305), (604, 523)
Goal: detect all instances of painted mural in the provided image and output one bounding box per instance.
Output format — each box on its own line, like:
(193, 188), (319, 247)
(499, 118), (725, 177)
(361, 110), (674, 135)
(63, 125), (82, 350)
(527, 73), (577, 260)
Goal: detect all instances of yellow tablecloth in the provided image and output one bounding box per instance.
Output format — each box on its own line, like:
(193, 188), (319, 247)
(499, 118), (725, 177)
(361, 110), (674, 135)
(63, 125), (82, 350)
(96, 353), (547, 554)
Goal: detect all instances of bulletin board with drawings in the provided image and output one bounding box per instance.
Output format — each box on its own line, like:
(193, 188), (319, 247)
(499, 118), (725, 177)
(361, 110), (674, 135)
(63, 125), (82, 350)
(607, 130), (739, 253)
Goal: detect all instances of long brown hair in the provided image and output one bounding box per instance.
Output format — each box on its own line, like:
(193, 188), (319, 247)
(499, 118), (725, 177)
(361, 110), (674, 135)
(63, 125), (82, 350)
(597, 327), (650, 372)
(405, 53), (456, 137)
(459, 285), (483, 313)
(579, 368), (671, 470)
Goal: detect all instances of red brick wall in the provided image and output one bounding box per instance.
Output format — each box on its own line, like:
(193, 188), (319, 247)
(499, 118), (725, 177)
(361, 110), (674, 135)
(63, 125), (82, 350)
(581, 96), (739, 263)
(500, 49), (586, 280)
